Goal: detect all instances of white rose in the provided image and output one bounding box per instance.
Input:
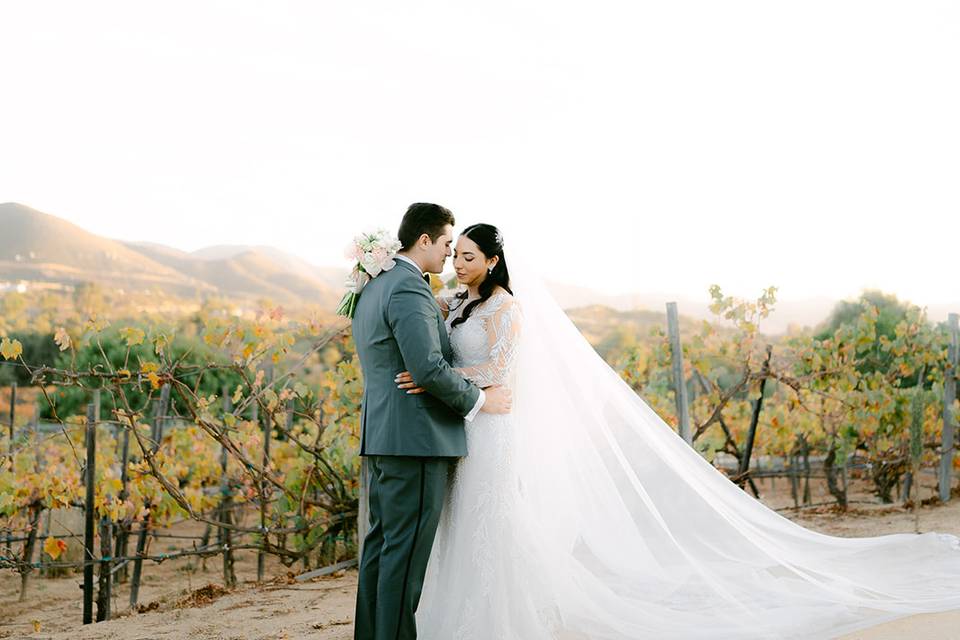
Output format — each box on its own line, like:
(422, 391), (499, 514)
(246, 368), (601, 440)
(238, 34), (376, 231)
(360, 251), (382, 277)
(344, 242), (362, 261)
(371, 246), (388, 263)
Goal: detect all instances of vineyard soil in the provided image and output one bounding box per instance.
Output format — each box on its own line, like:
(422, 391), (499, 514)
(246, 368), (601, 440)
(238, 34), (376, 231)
(2, 476), (959, 640)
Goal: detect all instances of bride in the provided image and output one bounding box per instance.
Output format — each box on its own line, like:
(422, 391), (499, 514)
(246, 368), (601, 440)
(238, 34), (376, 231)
(396, 223), (960, 639)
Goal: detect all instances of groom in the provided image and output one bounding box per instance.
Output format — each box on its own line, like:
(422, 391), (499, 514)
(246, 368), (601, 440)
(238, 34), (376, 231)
(352, 203), (512, 640)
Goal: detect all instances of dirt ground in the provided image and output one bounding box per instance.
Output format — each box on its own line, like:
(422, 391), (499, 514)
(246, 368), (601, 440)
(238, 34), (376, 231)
(0, 515), (357, 640)
(2, 475), (959, 640)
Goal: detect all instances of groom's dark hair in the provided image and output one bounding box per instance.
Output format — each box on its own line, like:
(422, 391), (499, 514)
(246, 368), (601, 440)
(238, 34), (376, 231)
(398, 203), (456, 250)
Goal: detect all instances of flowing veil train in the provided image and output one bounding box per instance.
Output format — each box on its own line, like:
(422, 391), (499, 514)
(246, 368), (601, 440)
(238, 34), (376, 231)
(501, 253), (960, 639)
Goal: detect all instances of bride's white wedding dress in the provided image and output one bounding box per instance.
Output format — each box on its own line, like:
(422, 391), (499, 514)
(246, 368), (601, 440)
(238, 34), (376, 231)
(417, 289), (553, 638)
(415, 258), (960, 640)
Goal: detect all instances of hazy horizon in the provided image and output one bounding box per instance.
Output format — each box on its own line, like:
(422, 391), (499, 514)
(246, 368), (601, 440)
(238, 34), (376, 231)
(2, 2), (957, 307)
(5, 201), (957, 334)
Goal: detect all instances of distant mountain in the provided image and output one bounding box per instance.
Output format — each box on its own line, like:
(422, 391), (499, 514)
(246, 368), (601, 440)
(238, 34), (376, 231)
(0, 202), (214, 296)
(188, 244), (346, 290)
(563, 305), (678, 358)
(123, 242), (341, 306)
(549, 281), (959, 335)
(562, 303), (753, 359)
(546, 280), (840, 335)
(0, 203), (340, 307)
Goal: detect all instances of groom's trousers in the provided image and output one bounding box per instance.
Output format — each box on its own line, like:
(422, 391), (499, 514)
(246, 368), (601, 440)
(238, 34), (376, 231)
(355, 455), (450, 640)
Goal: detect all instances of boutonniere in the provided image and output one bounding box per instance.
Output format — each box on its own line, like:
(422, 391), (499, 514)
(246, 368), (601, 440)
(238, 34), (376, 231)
(428, 273), (445, 295)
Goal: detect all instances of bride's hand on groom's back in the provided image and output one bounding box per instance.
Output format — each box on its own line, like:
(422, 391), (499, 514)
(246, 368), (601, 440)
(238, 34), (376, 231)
(395, 371), (426, 394)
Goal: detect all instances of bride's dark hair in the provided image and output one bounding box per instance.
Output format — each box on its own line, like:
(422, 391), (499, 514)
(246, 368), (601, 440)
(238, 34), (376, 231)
(451, 223), (512, 329)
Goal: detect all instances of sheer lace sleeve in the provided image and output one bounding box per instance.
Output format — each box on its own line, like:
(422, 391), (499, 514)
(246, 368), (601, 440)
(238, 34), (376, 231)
(455, 295), (522, 387)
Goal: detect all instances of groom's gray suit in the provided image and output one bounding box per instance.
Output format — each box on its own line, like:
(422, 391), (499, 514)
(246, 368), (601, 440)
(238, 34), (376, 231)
(352, 256), (482, 640)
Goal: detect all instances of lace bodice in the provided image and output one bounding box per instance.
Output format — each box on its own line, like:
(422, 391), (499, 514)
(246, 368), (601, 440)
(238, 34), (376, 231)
(441, 290), (522, 388)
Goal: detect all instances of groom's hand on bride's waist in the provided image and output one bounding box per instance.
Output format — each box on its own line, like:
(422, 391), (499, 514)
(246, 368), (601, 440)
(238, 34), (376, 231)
(394, 371), (512, 414)
(479, 385), (511, 414)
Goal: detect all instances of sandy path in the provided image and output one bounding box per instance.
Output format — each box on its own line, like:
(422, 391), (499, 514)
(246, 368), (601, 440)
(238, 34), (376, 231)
(25, 573), (359, 640)
(837, 610), (960, 640)
(0, 517), (357, 640)
(775, 491), (960, 639)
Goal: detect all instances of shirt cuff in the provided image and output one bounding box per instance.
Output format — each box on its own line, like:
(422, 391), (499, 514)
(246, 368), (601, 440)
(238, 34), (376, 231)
(464, 389), (485, 422)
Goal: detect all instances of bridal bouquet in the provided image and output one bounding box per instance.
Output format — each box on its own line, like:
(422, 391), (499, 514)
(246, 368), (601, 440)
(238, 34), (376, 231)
(336, 229), (402, 318)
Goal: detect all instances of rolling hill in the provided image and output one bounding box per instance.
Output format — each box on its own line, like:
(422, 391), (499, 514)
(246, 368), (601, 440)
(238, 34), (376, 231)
(0, 203), (215, 296)
(0, 203), (341, 307)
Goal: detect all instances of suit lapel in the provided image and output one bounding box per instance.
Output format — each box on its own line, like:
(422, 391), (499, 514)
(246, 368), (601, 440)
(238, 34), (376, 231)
(438, 313), (452, 361)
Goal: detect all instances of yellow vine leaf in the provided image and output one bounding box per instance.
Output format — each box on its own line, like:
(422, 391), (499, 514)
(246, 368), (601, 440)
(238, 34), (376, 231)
(54, 327), (72, 351)
(120, 327), (146, 347)
(154, 333), (171, 356)
(108, 499), (124, 522)
(0, 337), (22, 360)
(85, 314), (110, 333)
(43, 535), (67, 560)
(264, 389), (279, 412)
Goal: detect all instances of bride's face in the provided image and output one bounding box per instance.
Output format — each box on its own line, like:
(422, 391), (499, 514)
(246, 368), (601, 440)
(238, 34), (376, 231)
(453, 235), (497, 288)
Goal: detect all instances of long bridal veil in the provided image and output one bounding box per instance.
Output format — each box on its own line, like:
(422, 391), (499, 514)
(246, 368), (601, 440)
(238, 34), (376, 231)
(504, 254), (960, 639)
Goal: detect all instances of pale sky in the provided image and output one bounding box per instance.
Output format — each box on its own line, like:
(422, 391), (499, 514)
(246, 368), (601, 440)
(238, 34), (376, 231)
(1, 1), (957, 305)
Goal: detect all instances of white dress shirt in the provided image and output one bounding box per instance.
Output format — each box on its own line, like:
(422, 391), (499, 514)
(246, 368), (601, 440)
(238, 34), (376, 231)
(394, 254), (485, 421)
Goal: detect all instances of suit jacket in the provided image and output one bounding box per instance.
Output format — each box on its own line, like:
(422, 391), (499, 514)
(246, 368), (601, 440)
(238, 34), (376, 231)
(352, 257), (480, 457)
